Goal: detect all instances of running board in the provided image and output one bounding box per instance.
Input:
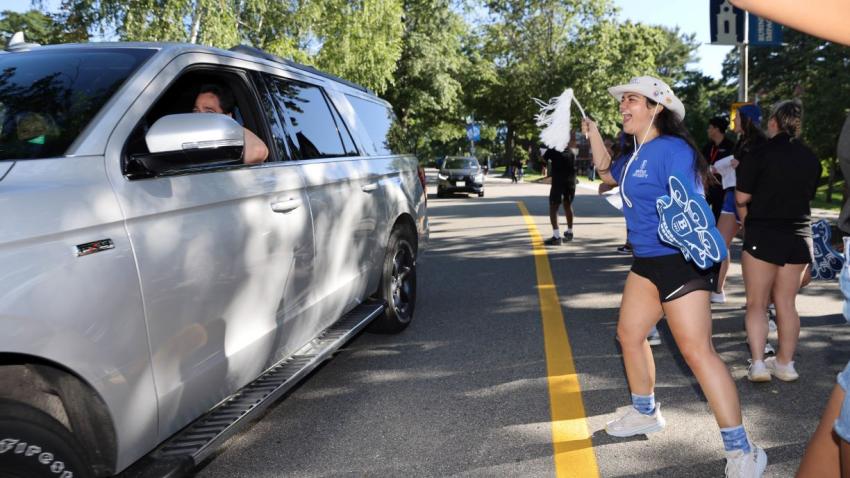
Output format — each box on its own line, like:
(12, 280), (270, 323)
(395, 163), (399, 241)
(123, 300), (385, 476)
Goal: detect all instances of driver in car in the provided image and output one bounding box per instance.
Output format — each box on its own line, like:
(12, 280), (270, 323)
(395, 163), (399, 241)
(193, 83), (269, 165)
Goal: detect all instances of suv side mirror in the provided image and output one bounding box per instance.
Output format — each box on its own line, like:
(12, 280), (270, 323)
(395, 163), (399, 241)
(130, 113), (245, 177)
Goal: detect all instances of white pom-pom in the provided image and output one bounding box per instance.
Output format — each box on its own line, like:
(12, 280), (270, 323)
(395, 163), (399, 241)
(534, 89), (575, 152)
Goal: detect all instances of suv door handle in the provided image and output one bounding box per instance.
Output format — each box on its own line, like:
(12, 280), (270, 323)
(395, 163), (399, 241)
(361, 183), (379, 193)
(270, 198), (302, 214)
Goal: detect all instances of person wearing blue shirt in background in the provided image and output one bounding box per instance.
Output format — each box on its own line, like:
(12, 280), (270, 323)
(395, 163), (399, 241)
(583, 76), (766, 478)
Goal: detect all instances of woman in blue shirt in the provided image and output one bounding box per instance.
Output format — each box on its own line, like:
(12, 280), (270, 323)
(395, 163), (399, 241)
(582, 76), (766, 477)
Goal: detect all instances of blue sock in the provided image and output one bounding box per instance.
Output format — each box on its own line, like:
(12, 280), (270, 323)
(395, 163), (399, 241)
(720, 425), (752, 454)
(631, 393), (655, 415)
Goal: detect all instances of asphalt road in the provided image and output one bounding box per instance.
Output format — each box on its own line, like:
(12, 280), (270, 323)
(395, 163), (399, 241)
(195, 173), (848, 477)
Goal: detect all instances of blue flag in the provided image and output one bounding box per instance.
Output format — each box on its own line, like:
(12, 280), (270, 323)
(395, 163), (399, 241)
(656, 175), (727, 270)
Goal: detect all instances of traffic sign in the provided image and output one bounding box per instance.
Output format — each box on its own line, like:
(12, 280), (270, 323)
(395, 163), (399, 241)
(710, 0), (782, 45)
(466, 124), (480, 142)
(749, 14), (783, 46)
(710, 0), (744, 45)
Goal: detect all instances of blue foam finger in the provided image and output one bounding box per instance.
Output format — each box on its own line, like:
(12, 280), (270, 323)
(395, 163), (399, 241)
(656, 175), (727, 270)
(811, 219), (844, 280)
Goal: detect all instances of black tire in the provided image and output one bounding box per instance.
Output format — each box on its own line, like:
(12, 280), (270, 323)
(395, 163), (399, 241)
(478, 191), (484, 197)
(0, 399), (92, 478)
(370, 227), (416, 333)
(436, 187), (445, 198)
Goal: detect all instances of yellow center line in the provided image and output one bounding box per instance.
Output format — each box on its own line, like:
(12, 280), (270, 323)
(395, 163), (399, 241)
(517, 201), (599, 478)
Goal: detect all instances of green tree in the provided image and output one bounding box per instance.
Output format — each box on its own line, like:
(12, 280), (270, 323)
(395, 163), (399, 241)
(383, 0), (468, 159)
(0, 9), (88, 45)
(470, 0), (619, 166)
(730, 28), (850, 202)
(58, 0), (404, 93)
(676, 70), (736, 147)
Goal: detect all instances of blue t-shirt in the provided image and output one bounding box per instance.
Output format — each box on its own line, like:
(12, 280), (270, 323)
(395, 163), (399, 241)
(610, 135), (704, 258)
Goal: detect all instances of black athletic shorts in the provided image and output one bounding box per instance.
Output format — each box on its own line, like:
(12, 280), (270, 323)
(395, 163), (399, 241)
(743, 226), (813, 266)
(631, 253), (718, 303)
(549, 180), (576, 205)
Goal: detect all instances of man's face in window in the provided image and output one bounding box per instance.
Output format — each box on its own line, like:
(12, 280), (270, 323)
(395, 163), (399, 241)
(193, 92), (229, 115)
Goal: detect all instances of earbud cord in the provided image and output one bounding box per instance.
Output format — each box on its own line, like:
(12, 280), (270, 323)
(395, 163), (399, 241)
(620, 104), (660, 208)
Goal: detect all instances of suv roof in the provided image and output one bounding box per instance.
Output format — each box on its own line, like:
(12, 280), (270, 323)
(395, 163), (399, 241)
(6, 41), (375, 96)
(228, 45), (373, 95)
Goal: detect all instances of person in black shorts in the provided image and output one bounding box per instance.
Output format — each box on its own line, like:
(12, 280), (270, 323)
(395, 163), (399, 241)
(584, 75), (767, 476)
(543, 146), (576, 245)
(735, 100), (822, 383)
(702, 116), (736, 221)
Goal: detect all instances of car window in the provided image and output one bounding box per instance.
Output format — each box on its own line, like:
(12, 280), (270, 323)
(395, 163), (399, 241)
(445, 158), (478, 169)
(264, 76), (349, 160)
(0, 48), (155, 160)
(345, 94), (398, 156)
(123, 68), (274, 178)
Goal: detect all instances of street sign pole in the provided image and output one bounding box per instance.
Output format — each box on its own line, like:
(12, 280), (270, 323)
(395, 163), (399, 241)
(739, 10), (749, 102)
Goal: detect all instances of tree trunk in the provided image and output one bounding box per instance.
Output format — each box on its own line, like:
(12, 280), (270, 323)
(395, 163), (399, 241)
(505, 122), (514, 175)
(189, 2), (202, 44)
(827, 157), (836, 203)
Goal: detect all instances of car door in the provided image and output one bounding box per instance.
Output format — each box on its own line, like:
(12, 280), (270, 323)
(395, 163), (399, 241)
(263, 73), (382, 332)
(105, 55), (314, 440)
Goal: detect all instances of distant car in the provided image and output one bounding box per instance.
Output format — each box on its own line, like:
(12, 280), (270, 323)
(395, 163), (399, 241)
(437, 156), (485, 197)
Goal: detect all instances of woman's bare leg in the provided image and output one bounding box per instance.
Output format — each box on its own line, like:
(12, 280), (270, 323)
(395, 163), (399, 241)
(797, 384), (844, 478)
(771, 262), (807, 364)
(618, 272), (664, 395)
(663, 290), (742, 427)
(742, 251), (778, 362)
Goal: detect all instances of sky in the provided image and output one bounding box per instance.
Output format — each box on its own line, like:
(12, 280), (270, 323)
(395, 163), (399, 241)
(614, 0), (735, 80)
(6, 0), (734, 79)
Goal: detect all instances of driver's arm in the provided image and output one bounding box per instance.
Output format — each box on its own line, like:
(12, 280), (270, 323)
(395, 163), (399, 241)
(243, 128), (269, 164)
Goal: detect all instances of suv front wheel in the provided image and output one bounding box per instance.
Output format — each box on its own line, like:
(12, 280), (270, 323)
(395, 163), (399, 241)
(370, 227), (416, 333)
(0, 399), (92, 478)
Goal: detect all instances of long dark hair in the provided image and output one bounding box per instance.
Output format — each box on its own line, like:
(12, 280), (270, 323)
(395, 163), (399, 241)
(734, 115), (767, 159)
(622, 98), (711, 185)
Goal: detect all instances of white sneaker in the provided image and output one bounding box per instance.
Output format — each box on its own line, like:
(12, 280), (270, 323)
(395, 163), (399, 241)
(647, 329), (662, 346)
(747, 360), (771, 382)
(763, 342), (775, 356)
(725, 445), (767, 478)
(765, 356), (799, 381)
(711, 291), (727, 304)
(605, 404), (666, 437)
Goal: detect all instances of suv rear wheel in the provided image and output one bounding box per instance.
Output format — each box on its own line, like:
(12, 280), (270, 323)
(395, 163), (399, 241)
(0, 399), (92, 478)
(370, 227), (416, 333)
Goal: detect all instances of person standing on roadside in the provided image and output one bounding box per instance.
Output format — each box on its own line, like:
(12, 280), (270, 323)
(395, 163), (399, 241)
(583, 75), (766, 478)
(711, 105), (767, 307)
(543, 146), (577, 245)
(736, 100), (822, 384)
(703, 116), (736, 221)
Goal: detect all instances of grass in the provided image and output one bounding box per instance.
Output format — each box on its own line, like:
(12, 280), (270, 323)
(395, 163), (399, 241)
(812, 179), (844, 212)
(490, 166), (545, 182)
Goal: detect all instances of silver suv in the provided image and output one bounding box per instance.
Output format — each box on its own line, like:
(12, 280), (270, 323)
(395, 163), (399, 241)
(0, 40), (427, 477)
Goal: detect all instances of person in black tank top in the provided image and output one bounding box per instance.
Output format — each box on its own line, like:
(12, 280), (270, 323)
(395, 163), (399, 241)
(543, 147), (576, 245)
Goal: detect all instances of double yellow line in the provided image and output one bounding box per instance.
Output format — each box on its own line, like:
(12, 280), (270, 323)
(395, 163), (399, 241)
(517, 201), (599, 478)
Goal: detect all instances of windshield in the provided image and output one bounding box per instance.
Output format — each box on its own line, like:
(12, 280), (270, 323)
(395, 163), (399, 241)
(445, 158), (478, 170)
(0, 48), (155, 160)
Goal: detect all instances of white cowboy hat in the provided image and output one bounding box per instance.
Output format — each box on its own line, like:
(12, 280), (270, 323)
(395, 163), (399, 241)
(608, 76), (685, 121)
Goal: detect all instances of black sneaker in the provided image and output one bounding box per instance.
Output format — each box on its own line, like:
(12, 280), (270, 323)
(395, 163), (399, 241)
(544, 236), (562, 246)
(563, 230), (574, 242)
(616, 245), (632, 254)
